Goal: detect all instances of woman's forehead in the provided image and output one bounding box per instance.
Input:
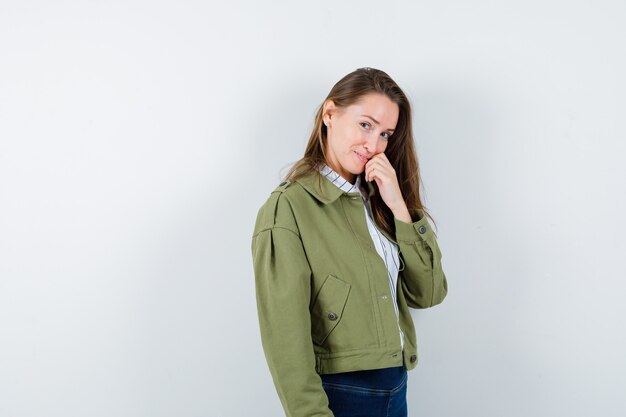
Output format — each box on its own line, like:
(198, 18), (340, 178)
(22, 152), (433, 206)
(348, 94), (399, 124)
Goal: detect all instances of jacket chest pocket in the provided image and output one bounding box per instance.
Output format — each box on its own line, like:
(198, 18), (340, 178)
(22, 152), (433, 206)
(310, 274), (351, 346)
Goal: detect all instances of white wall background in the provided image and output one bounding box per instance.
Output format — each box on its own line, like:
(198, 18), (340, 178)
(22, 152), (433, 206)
(1, 1), (624, 416)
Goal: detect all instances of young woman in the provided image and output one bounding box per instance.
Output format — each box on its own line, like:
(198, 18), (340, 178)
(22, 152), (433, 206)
(251, 67), (448, 417)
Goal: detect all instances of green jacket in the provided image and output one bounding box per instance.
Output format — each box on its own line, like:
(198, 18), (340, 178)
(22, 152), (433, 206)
(251, 169), (448, 417)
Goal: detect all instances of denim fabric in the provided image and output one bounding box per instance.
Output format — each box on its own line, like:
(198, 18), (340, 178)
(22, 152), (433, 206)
(320, 362), (408, 417)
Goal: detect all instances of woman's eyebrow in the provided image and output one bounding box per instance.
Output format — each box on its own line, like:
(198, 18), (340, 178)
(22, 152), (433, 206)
(360, 115), (395, 132)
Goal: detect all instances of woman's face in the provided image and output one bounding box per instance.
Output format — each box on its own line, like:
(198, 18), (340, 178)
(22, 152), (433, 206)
(323, 92), (399, 184)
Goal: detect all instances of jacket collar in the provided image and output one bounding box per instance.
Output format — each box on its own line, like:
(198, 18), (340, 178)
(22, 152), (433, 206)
(294, 165), (376, 204)
(294, 165), (397, 243)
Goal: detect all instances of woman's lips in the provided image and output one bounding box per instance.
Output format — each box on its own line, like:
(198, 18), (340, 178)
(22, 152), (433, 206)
(354, 151), (368, 164)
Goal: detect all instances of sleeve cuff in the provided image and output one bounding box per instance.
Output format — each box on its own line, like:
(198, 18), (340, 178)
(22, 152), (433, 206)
(394, 208), (435, 243)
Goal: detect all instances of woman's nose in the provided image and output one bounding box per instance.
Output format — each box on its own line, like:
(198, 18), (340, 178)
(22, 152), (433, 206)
(363, 134), (379, 153)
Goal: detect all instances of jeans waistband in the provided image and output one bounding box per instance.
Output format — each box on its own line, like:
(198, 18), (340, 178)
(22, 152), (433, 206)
(320, 357), (407, 391)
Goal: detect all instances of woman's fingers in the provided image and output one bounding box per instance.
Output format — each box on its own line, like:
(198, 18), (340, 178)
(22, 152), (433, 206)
(364, 153), (406, 212)
(365, 154), (393, 183)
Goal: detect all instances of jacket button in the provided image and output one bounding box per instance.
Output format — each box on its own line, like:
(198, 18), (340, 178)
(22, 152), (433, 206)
(327, 312), (338, 321)
(418, 225), (426, 234)
(410, 354), (417, 363)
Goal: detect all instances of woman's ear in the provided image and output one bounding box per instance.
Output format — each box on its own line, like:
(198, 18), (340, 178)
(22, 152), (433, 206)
(323, 99), (336, 128)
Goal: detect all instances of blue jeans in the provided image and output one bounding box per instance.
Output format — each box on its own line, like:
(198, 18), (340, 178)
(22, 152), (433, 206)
(320, 361), (408, 417)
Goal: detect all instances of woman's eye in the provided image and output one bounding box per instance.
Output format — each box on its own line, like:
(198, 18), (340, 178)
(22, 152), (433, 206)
(381, 132), (390, 140)
(360, 122), (370, 129)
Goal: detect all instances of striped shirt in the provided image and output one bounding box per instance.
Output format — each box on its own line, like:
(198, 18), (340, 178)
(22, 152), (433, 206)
(319, 164), (404, 350)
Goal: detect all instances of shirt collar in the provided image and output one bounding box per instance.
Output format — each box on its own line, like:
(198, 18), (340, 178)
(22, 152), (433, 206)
(319, 163), (361, 193)
(294, 163), (376, 205)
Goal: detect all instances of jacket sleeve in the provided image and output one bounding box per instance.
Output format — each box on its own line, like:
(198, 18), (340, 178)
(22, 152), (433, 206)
(394, 208), (448, 309)
(251, 201), (334, 417)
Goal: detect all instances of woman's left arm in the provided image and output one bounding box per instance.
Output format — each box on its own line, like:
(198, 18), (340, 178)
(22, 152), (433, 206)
(365, 153), (448, 309)
(394, 210), (448, 308)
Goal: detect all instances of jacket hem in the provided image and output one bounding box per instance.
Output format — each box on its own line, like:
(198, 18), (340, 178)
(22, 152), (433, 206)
(314, 346), (416, 374)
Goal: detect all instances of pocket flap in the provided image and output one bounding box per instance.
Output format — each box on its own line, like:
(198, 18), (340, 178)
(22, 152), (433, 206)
(310, 274), (351, 345)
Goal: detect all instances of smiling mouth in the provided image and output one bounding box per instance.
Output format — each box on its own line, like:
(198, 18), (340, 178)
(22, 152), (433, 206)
(355, 151), (369, 164)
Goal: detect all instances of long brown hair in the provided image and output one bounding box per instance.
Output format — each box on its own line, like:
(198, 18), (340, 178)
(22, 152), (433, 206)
(283, 67), (434, 238)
